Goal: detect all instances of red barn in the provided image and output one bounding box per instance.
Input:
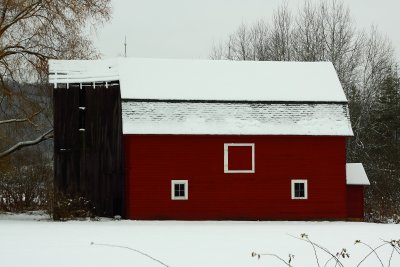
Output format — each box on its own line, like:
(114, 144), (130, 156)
(49, 58), (370, 220)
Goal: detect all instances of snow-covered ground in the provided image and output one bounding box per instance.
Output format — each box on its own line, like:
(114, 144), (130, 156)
(1, 213), (399, 267)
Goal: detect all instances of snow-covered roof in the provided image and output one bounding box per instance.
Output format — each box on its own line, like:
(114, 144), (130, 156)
(49, 58), (348, 102)
(346, 163), (370, 185)
(49, 58), (119, 84)
(122, 101), (353, 136)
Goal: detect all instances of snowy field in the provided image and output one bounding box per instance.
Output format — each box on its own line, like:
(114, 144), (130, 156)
(1, 213), (400, 267)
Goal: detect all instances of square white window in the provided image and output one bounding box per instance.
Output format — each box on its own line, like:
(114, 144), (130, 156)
(171, 180), (188, 200)
(224, 143), (255, 173)
(291, 179), (308, 199)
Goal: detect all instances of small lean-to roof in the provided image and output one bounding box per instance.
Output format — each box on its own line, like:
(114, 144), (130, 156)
(122, 101), (354, 136)
(49, 57), (348, 102)
(346, 163), (370, 185)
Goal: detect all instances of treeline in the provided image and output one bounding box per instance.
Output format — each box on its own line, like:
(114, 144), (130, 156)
(0, 82), (53, 212)
(211, 1), (400, 221)
(0, 0), (111, 214)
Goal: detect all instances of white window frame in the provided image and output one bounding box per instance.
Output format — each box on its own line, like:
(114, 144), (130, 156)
(171, 180), (188, 200)
(291, 179), (308, 200)
(224, 143), (255, 173)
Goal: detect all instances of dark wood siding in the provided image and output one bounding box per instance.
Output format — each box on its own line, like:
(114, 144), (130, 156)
(346, 186), (364, 219)
(54, 82), (124, 217)
(124, 135), (347, 220)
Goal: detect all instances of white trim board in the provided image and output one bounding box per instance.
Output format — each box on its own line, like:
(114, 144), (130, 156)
(224, 143), (255, 173)
(171, 180), (188, 200)
(291, 179), (308, 199)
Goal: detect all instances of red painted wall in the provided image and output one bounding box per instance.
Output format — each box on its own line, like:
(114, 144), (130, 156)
(124, 135), (347, 220)
(227, 145), (253, 171)
(346, 186), (364, 219)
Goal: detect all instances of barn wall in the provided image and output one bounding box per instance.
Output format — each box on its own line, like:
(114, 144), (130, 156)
(53, 84), (80, 194)
(124, 135), (347, 220)
(346, 186), (364, 219)
(54, 82), (124, 217)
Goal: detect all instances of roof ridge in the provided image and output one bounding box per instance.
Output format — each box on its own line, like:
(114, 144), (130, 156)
(121, 99), (348, 104)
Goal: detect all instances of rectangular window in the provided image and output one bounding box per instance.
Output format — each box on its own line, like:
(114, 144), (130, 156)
(224, 143), (255, 173)
(171, 180), (188, 200)
(291, 179), (308, 199)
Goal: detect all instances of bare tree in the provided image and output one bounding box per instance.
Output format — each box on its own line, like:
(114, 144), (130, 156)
(251, 21), (270, 61)
(0, 0), (112, 158)
(291, 1), (326, 61)
(268, 3), (293, 61)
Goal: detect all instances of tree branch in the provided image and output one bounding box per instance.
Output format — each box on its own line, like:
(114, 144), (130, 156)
(0, 109), (42, 125)
(0, 128), (53, 158)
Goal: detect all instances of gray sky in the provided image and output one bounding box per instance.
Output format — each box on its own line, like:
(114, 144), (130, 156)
(93, 0), (400, 62)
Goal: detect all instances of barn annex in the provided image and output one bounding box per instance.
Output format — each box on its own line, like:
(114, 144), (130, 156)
(49, 58), (370, 220)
